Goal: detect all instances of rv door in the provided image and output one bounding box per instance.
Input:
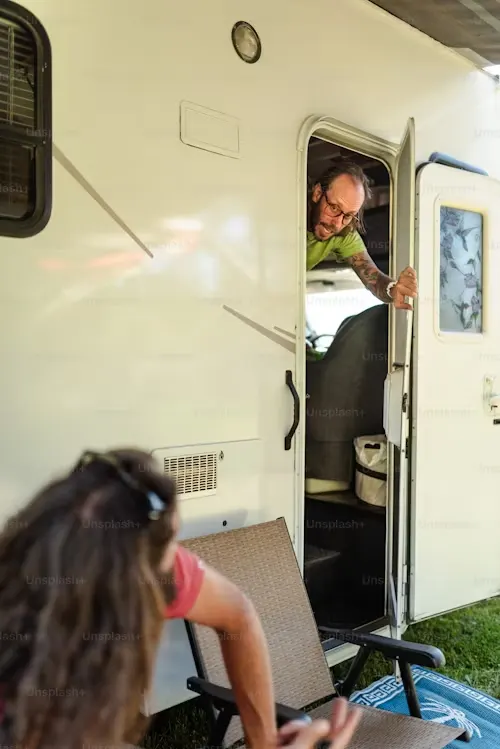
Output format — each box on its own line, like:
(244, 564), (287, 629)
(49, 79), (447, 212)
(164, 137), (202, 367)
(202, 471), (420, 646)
(409, 162), (500, 622)
(384, 117), (415, 637)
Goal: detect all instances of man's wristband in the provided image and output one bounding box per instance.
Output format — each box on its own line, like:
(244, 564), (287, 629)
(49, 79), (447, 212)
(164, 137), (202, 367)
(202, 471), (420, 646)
(386, 281), (396, 299)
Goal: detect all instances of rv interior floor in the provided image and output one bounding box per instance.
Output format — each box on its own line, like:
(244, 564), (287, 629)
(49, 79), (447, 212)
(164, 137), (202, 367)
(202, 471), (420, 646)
(304, 492), (386, 631)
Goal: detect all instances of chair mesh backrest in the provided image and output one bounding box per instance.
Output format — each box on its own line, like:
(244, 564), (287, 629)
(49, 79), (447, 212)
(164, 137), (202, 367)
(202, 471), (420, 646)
(182, 518), (334, 746)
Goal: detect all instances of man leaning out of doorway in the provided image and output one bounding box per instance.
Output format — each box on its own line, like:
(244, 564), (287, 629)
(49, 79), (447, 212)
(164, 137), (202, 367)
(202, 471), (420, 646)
(307, 160), (418, 309)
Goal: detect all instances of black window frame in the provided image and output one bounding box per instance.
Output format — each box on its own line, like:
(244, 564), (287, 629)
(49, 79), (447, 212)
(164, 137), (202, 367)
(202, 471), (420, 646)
(0, 0), (52, 238)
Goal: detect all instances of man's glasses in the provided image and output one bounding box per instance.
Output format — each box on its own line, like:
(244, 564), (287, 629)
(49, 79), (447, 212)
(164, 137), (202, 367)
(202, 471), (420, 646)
(321, 190), (359, 226)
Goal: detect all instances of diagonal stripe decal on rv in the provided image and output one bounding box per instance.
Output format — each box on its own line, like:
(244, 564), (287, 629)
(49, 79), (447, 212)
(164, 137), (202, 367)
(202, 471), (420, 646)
(53, 144), (153, 258)
(274, 326), (296, 339)
(222, 305), (296, 353)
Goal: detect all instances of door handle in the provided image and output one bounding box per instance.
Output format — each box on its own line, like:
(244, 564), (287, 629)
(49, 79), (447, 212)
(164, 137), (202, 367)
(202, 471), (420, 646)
(284, 369), (300, 451)
(484, 375), (500, 415)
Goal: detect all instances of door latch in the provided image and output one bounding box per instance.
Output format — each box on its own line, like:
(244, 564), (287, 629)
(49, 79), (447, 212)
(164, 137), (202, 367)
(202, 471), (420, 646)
(484, 375), (500, 415)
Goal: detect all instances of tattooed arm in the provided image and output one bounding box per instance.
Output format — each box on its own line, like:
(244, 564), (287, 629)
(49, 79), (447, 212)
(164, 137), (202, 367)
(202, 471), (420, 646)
(346, 250), (394, 303)
(346, 251), (418, 309)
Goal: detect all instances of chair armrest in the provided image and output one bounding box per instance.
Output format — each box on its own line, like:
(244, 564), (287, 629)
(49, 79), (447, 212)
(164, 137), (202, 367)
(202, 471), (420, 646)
(187, 676), (311, 726)
(318, 628), (445, 668)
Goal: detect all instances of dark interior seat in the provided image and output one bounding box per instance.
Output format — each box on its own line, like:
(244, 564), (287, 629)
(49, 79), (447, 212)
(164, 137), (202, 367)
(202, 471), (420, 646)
(305, 302), (388, 486)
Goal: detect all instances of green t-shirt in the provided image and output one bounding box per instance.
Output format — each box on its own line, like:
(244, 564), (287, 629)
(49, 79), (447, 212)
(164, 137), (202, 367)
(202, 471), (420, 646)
(307, 230), (366, 271)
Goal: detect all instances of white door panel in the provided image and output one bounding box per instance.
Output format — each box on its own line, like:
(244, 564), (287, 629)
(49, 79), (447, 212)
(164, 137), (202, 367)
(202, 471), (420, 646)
(409, 162), (500, 621)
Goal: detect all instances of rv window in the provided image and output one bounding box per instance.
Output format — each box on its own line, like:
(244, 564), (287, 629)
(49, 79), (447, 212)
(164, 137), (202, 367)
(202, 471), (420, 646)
(439, 206), (483, 334)
(0, 3), (52, 237)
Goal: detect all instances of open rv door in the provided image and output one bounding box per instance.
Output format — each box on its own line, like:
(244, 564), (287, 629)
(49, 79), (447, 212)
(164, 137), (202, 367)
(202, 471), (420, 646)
(384, 117), (415, 639)
(409, 162), (500, 622)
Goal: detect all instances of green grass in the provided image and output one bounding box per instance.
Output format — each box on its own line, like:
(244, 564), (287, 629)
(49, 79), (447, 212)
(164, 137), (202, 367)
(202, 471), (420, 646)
(144, 699), (210, 749)
(404, 597), (500, 698)
(142, 597), (500, 749)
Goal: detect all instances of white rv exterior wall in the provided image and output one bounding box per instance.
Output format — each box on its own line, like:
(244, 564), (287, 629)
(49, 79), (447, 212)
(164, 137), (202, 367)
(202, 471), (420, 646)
(0, 0), (499, 710)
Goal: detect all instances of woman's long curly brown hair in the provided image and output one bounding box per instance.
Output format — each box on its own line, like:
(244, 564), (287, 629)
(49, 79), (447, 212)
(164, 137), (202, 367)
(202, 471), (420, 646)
(0, 447), (178, 749)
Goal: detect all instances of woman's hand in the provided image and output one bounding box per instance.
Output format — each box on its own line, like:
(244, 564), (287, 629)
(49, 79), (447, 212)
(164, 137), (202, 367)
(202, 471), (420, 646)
(277, 697), (361, 749)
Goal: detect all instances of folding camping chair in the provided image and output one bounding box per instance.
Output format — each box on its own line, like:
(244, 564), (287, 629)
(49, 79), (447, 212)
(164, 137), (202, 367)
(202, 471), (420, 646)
(182, 517), (467, 749)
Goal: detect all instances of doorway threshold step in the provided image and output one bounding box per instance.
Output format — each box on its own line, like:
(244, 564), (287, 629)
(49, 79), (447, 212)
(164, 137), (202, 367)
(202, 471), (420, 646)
(304, 546), (342, 612)
(305, 545), (342, 567)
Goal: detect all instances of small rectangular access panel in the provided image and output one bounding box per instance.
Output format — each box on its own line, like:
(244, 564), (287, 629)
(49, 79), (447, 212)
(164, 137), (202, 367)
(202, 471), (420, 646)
(180, 101), (240, 159)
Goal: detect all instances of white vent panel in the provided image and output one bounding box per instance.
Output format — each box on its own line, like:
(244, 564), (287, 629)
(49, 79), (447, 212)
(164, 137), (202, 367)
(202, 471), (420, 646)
(180, 101), (240, 159)
(164, 452), (217, 499)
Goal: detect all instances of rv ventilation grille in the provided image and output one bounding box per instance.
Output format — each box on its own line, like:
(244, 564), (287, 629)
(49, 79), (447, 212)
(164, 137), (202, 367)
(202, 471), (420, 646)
(164, 452), (217, 498)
